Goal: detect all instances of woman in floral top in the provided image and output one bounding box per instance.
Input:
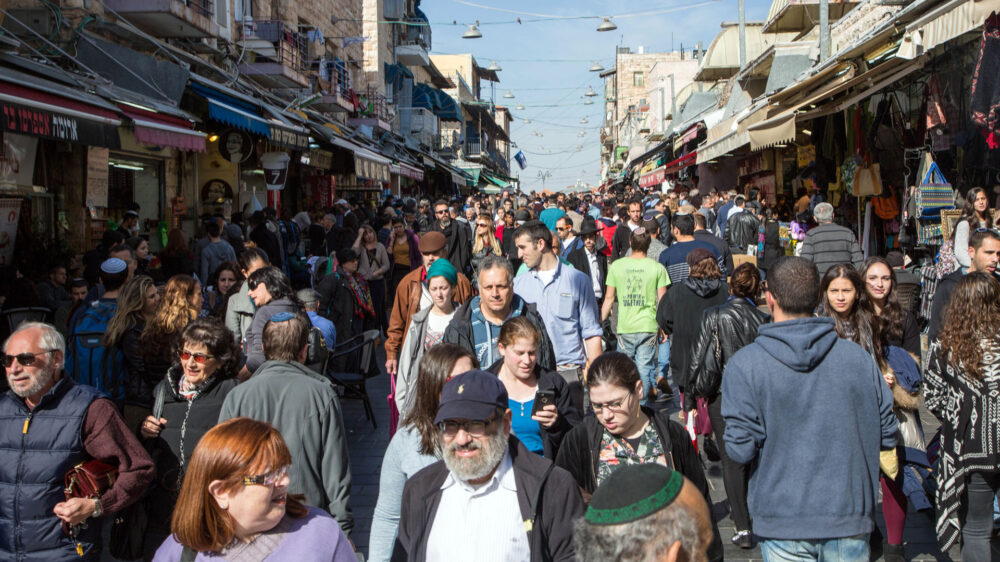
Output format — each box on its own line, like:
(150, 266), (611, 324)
(555, 351), (725, 561)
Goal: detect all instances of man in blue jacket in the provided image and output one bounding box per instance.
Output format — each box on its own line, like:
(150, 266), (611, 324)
(721, 256), (897, 560)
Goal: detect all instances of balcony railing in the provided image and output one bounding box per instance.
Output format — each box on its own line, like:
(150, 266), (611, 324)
(464, 135), (481, 157)
(323, 59), (351, 96)
(185, 0), (213, 19)
(356, 89), (392, 123)
(436, 130), (460, 152)
(401, 18), (431, 50)
(238, 20), (308, 72)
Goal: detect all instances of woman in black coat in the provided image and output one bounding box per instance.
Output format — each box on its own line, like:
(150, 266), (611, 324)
(486, 316), (580, 459)
(138, 317), (240, 560)
(554, 352), (724, 562)
(759, 207), (782, 276)
(657, 248), (730, 404)
(687, 263), (769, 549)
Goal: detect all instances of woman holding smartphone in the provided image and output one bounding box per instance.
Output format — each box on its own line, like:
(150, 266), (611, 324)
(487, 316), (580, 459)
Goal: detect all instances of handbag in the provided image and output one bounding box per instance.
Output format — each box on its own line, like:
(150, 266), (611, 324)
(916, 159), (955, 219)
(63, 460), (117, 535)
(873, 186), (900, 220)
(109, 384), (166, 559)
(852, 164), (884, 197)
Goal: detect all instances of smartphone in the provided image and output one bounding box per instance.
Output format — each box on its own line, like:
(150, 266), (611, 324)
(531, 390), (556, 416)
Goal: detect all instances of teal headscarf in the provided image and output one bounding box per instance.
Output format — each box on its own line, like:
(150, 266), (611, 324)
(426, 258), (458, 286)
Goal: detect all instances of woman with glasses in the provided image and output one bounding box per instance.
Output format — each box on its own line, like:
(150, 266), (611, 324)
(687, 263), (769, 549)
(861, 257), (920, 357)
(369, 344), (478, 562)
(555, 352), (723, 558)
(470, 213), (502, 285)
(486, 317), (580, 459)
(354, 224), (391, 335)
(141, 317), (240, 560)
(242, 267), (300, 378)
(924, 273), (1000, 560)
(394, 259), (460, 418)
(953, 186), (994, 270)
(153, 417), (355, 561)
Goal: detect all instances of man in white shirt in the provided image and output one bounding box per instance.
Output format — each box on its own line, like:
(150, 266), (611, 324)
(394, 370), (584, 561)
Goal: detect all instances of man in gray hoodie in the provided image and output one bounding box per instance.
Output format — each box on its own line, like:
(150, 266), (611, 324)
(218, 311), (353, 534)
(199, 220), (237, 285)
(722, 256), (896, 560)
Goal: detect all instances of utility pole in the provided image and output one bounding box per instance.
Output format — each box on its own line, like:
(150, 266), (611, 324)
(819, 0), (830, 60)
(738, 0), (747, 69)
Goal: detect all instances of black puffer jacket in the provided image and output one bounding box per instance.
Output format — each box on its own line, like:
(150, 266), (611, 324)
(686, 298), (770, 410)
(724, 209), (760, 255)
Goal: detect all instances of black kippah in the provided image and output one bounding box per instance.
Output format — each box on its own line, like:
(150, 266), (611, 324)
(585, 464), (683, 525)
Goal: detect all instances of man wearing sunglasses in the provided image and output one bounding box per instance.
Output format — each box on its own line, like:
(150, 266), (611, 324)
(394, 370), (583, 561)
(0, 322), (153, 560)
(430, 199), (472, 277)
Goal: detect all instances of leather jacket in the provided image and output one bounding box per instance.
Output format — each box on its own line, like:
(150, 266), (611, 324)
(687, 298), (770, 408)
(724, 209), (760, 254)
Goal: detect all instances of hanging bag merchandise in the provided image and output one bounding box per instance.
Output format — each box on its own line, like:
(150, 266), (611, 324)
(852, 163), (884, 197)
(873, 186), (901, 220)
(916, 158), (955, 219)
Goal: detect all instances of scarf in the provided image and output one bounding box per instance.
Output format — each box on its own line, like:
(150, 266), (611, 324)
(178, 374), (213, 401)
(337, 267), (374, 318)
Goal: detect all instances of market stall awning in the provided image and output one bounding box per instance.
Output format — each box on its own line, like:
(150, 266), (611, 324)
(189, 81), (271, 137)
(413, 82), (462, 121)
(673, 124), (701, 152)
(747, 112), (796, 151)
(119, 105), (205, 152)
(0, 72), (121, 148)
(639, 166), (666, 188)
(484, 174), (511, 189)
(460, 167), (481, 186)
(664, 151), (697, 174)
(908, 0), (998, 52)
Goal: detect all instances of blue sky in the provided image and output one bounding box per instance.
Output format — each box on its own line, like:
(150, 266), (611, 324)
(421, 0), (774, 190)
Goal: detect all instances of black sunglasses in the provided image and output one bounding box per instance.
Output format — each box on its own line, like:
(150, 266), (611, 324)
(2, 350), (54, 367)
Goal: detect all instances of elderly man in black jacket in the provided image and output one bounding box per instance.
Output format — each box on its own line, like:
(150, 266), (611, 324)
(393, 370), (583, 562)
(724, 196), (760, 255)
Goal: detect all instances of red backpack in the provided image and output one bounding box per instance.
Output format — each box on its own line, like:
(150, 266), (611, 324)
(597, 217), (617, 257)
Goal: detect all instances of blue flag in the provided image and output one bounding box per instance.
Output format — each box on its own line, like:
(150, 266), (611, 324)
(514, 150), (527, 170)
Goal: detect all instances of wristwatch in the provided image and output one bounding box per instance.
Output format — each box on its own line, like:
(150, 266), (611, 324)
(92, 497), (102, 518)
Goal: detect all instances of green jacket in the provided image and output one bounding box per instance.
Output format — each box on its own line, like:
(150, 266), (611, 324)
(218, 360), (353, 534)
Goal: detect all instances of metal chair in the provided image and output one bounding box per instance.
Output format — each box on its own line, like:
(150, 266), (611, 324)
(2, 307), (51, 333)
(326, 329), (381, 428)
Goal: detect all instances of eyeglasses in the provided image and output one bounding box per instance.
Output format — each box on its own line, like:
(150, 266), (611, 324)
(435, 209), (449, 216)
(559, 225), (573, 231)
(477, 222), (490, 228)
(2, 350), (53, 367)
(179, 350), (216, 363)
(591, 394), (631, 414)
(242, 466), (289, 487)
(438, 415), (498, 437)
(247, 278), (259, 290)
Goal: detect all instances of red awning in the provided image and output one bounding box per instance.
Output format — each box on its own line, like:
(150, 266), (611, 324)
(664, 151), (697, 174)
(639, 166), (665, 188)
(119, 105), (206, 152)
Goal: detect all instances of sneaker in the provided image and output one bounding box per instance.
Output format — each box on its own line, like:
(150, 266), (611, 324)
(732, 530), (753, 549)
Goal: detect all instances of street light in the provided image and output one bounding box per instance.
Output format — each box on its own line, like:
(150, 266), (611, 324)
(487, 60), (502, 72)
(503, 90), (515, 99)
(583, 99), (594, 105)
(597, 17), (617, 32)
(580, 117), (589, 124)
(462, 23), (482, 39)
(515, 104), (525, 110)
(585, 86), (598, 97)
(589, 61), (605, 72)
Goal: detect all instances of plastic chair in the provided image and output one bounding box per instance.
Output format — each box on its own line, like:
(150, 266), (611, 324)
(2, 307), (51, 333)
(326, 330), (381, 428)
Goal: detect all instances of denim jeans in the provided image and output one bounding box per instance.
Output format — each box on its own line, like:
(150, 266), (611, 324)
(617, 332), (658, 402)
(658, 338), (671, 383)
(760, 535), (868, 562)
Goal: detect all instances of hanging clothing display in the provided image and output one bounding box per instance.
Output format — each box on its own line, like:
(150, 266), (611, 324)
(971, 12), (1000, 133)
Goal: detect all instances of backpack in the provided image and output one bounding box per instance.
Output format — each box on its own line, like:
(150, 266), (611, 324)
(66, 300), (125, 402)
(278, 219), (300, 256)
(596, 217), (617, 257)
(304, 325), (330, 374)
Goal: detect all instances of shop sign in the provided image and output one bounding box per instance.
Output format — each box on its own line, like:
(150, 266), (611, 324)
(219, 130), (253, 163)
(308, 149), (333, 170)
(0, 133), (37, 188)
(0, 100), (119, 148)
(0, 198), (20, 266)
(261, 151), (290, 191)
(201, 179), (234, 204)
(269, 125), (310, 150)
(639, 167), (665, 188)
(86, 147), (109, 207)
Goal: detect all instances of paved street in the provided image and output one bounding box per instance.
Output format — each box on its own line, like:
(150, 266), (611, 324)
(343, 350), (963, 561)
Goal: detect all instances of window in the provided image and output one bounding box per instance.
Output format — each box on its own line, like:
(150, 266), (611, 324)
(633, 71), (644, 87)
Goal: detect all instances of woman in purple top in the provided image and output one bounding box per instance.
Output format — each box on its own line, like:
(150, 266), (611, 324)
(153, 418), (355, 561)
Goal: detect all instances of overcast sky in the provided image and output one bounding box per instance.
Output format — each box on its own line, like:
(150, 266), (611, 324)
(421, 0), (774, 189)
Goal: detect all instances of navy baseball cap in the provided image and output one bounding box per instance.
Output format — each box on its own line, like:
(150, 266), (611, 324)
(434, 370), (509, 424)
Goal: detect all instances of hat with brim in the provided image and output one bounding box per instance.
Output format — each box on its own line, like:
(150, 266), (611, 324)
(578, 219), (599, 236)
(434, 370), (508, 424)
(418, 231), (447, 253)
